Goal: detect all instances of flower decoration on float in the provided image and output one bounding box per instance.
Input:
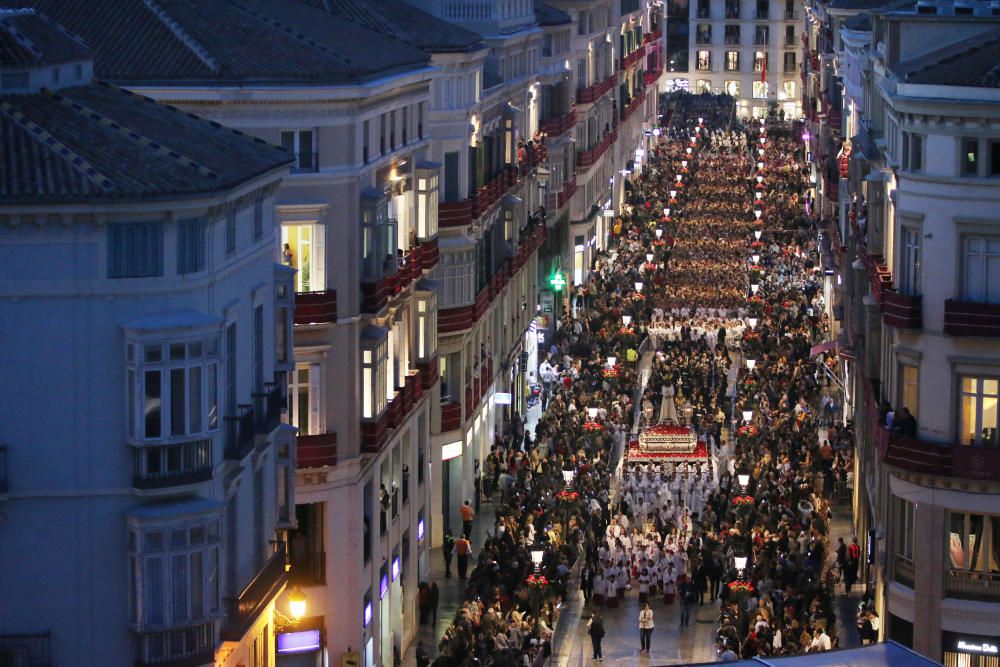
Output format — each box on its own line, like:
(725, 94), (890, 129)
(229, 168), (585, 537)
(556, 490), (580, 503)
(526, 574), (550, 587)
(743, 331), (761, 342)
(583, 421), (604, 432)
(737, 424), (759, 438)
(728, 580), (755, 594)
(732, 495), (755, 507)
(602, 367), (620, 378)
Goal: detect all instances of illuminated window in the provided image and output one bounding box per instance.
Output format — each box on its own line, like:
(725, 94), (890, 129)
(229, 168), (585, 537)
(783, 80), (796, 100)
(415, 168), (439, 241)
(725, 51), (740, 72)
(963, 236), (1000, 303)
(696, 79), (712, 94)
(960, 376), (999, 447)
(724, 80), (740, 97)
(361, 327), (389, 419)
(696, 50), (711, 71)
(752, 81), (768, 99)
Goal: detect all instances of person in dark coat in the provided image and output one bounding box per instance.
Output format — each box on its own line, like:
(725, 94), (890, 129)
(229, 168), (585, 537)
(588, 612), (605, 660)
(442, 530), (455, 578)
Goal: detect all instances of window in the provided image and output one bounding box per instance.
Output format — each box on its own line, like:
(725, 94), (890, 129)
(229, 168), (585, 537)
(724, 80), (740, 97)
(785, 24), (796, 45)
(783, 80), (796, 100)
(360, 194), (398, 283)
(363, 119), (370, 164)
(696, 50), (711, 71)
(127, 337), (221, 441)
(753, 50), (766, 72)
(281, 223), (325, 293)
(578, 9), (589, 34)
(361, 327), (389, 419)
(893, 497), (916, 560)
(127, 513), (221, 633)
(434, 250), (475, 307)
(754, 26), (769, 46)
(253, 197), (264, 242)
(960, 376), (999, 446)
(415, 288), (438, 362)
(960, 136), (979, 176)
(696, 24), (711, 44)
(696, 79), (712, 94)
(225, 209), (236, 256)
(280, 130), (316, 173)
(253, 467), (264, 569)
(898, 226), (921, 295)
(177, 219), (206, 275)
(418, 102), (425, 139)
(725, 51), (740, 72)
(109, 222), (164, 278)
(756, 0), (769, 19)
(287, 365), (321, 436)
(991, 140), (1000, 176)
(725, 0), (740, 18)
(753, 81), (768, 99)
(948, 511), (1000, 572)
(390, 109), (397, 150)
(899, 363), (919, 418)
(725, 25), (740, 45)
(783, 51), (797, 73)
(415, 170), (439, 241)
(785, 0), (796, 18)
(963, 236), (1000, 303)
(901, 131), (923, 171)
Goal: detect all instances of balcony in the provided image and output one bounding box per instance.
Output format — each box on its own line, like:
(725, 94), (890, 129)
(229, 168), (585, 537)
(576, 73), (618, 105)
(621, 45), (646, 70)
(881, 291), (922, 329)
(439, 199), (474, 228)
(883, 434), (954, 477)
(415, 355), (439, 390)
(518, 142), (548, 178)
(441, 401), (462, 432)
(556, 177), (577, 209)
(621, 90), (648, 124)
(361, 409), (390, 454)
(222, 546), (288, 641)
(289, 550), (326, 586)
(224, 405), (256, 460)
(0, 632), (49, 667)
(945, 569), (1000, 603)
(297, 432), (337, 468)
(254, 381), (284, 435)
(133, 439), (213, 491)
(290, 152), (318, 174)
(418, 237), (440, 271)
(540, 109), (577, 138)
(944, 299), (1000, 338)
(643, 30), (662, 44)
(577, 130), (617, 170)
(294, 290), (337, 326)
(894, 555), (914, 588)
(136, 623), (214, 667)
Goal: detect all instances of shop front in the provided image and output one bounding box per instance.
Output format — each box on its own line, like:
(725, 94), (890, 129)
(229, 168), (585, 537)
(943, 631), (1000, 667)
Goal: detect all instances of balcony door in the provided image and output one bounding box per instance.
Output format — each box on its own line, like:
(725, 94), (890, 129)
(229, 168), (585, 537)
(281, 223), (325, 293)
(287, 364), (322, 436)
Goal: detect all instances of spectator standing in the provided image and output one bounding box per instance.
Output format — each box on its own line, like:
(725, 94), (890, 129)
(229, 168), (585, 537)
(453, 534), (472, 579)
(639, 603), (655, 653)
(587, 612), (605, 661)
(459, 500), (475, 538)
(442, 530), (455, 578)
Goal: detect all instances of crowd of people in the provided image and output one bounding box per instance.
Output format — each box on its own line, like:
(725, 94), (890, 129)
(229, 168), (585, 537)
(420, 92), (854, 665)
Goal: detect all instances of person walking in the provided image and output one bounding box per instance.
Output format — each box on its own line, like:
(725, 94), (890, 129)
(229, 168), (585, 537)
(587, 611), (605, 661)
(454, 533), (472, 579)
(845, 537), (861, 592)
(459, 500), (475, 538)
(415, 641), (430, 667)
(581, 563), (594, 606)
(639, 602), (655, 653)
(442, 530), (455, 578)
(417, 581), (430, 625)
(428, 581), (440, 625)
(679, 580), (696, 628)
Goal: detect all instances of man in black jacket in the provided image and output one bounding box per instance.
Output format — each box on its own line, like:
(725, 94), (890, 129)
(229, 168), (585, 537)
(588, 612), (605, 661)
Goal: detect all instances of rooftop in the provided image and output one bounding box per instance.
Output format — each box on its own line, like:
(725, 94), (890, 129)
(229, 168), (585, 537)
(895, 25), (1000, 87)
(303, 0), (485, 53)
(0, 7), (89, 68)
(534, 0), (572, 26)
(0, 80), (292, 204)
(0, 0), (431, 84)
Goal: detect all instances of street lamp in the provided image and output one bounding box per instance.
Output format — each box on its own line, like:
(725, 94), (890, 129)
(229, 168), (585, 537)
(607, 356), (617, 367)
(758, 147), (765, 156)
(755, 190), (763, 200)
(531, 546), (545, 574)
(746, 358), (756, 370)
(750, 283), (760, 294)
(751, 253), (760, 264)
(635, 281), (644, 292)
(742, 409), (753, 423)
(681, 160), (688, 168)
(587, 407), (599, 419)
(754, 229), (763, 240)
(755, 174), (764, 184)
(734, 555), (748, 574)
(737, 474), (750, 490)
(562, 469), (576, 487)
(623, 314), (632, 326)
(655, 228), (663, 239)
(670, 189), (677, 198)
(747, 317), (758, 329)
(754, 209), (762, 220)
(698, 117), (704, 124)
(288, 587), (307, 620)
(757, 161), (764, 171)
(686, 147), (692, 155)
(646, 253), (654, 263)
(676, 174), (683, 183)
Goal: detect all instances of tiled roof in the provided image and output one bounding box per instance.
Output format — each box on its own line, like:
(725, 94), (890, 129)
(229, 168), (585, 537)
(0, 81), (292, 204)
(304, 0), (484, 53)
(895, 26), (1000, 88)
(0, 0), (431, 83)
(534, 1), (571, 26)
(0, 8), (89, 67)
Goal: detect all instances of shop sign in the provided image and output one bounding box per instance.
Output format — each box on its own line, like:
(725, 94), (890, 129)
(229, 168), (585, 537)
(956, 640), (999, 655)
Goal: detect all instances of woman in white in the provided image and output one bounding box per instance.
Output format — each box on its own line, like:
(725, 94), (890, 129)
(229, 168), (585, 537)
(658, 381), (678, 423)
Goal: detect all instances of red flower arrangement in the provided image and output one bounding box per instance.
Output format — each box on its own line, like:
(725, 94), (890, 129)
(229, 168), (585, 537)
(747, 296), (764, 306)
(652, 239), (668, 247)
(728, 580), (755, 594)
(632, 293), (646, 301)
(620, 326), (635, 335)
(526, 574), (550, 587)
(742, 331), (761, 342)
(736, 424), (759, 438)
(782, 300), (793, 309)
(643, 262), (657, 271)
(583, 421), (604, 432)
(732, 495), (755, 507)
(556, 490), (580, 503)
(602, 367), (620, 378)
(751, 241), (765, 249)
(748, 264), (762, 273)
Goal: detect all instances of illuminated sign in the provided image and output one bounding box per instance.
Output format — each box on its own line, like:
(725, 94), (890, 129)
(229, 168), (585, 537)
(391, 557), (401, 581)
(277, 630), (321, 654)
(956, 641), (999, 655)
(379, 572), (389, 599)
(363, 600), (372, 627)
(494, 392), (512, 405)
(442, 440), (462, 461)
(417, 516), (425, 541)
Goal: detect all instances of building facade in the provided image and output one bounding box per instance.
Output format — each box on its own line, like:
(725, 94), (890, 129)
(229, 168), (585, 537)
(0, 10), (294, 667)
(815, 1), (1000, 663)
(666, 0), (803, 119)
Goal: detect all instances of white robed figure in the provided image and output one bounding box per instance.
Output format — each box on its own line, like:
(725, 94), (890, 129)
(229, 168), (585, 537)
(658, 382), (678, 423)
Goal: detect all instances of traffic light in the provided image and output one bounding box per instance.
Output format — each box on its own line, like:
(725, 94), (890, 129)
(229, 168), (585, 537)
(549, 271), (566, 291)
